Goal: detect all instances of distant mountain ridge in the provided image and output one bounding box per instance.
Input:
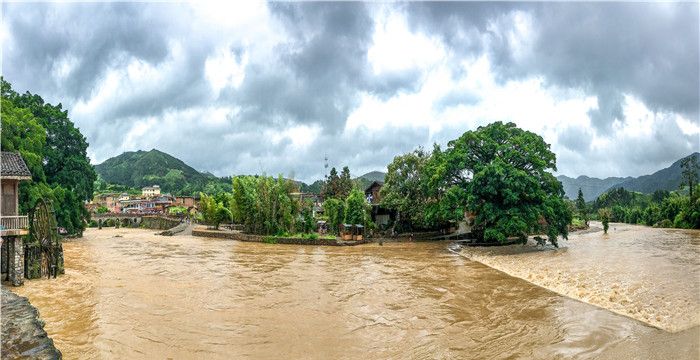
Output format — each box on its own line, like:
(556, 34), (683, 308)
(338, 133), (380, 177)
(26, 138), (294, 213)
(610, 152), (699, 194)
(557, 175), (631, 202)
(558, 152), (699, 201)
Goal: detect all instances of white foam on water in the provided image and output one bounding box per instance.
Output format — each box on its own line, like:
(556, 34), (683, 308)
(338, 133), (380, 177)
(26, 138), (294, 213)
(458, 223), (700, 333)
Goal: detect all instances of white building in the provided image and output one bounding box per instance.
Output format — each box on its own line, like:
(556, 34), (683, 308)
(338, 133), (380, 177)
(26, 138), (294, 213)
(142, 185), (161, 197)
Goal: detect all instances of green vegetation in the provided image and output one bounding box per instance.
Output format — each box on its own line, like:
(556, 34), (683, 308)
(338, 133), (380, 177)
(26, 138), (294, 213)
(168, 206), (188, 216)
(587, 154), (700, 230)
(345, 188), (369, 225)
(1, 79), (96, 236)
(599, 208), (611, 234)
(380, 148), (433, 231)
(575, 188), (588, 224)
(318, 167), (371, 235)
(199, 193), (232, 229)
(381, 121), (571, 246)
(321, 166), (353, 200)
(322, 198), (345, 235)
(230, 175), (299, 235)
(94, 149), (231, 195)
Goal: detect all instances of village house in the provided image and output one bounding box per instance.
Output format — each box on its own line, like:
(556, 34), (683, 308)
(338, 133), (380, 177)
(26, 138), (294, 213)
(1, 152), (32, 286)
(174, 195), (197, 208)
(290, 192), (324, 217)
(142, 185), (161, 197)
(364, 181), (395, 229)
(91, 193), (121, 213)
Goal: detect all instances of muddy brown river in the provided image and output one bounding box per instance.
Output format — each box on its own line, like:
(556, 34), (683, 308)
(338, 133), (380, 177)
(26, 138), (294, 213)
(12, 227), (700, 359)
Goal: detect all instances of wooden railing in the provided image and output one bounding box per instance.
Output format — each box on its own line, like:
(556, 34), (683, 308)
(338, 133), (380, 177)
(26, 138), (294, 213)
(0, 215), (29, 230)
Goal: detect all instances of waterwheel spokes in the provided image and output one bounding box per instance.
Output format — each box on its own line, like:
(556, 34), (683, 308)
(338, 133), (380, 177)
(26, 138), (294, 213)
(29, 198), (62, 279)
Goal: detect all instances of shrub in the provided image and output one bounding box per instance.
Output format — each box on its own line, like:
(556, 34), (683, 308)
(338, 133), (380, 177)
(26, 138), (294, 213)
(263, 236), (277, 244)
(598, 208), (611, 234)
(654, 219), (673, 228)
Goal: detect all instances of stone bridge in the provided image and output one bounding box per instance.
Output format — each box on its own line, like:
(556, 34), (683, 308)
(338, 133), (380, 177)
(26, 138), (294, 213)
(92, 213), (143, 228)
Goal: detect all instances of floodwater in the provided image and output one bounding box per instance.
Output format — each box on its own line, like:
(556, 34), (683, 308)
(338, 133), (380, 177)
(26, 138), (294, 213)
(11, 227), (700, 359)
(459, 222), (700, 333)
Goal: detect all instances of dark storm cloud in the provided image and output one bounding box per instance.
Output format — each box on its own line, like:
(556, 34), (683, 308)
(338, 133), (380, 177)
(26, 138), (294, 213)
(406, 2), (699, 132)
(3, 2), (173, 99)
(1, 2), (697, 181)
(558, 126), (592, 153)
(525, 2), (698, 132)
(225, 2), (425, 133)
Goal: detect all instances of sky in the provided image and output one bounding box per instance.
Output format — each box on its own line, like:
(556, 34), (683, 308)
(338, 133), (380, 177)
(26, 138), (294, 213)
(1, 1), (698, 183)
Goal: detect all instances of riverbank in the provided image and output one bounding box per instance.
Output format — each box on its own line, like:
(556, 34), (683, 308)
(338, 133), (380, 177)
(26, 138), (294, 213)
(192, 226), (369, 246)
(1, 287), (62, 359)
(456, 222), (700, 333)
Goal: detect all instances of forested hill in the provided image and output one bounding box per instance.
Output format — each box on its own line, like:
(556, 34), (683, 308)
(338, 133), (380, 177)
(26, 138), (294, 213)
(558, 152), (700, 201)
(353, 171), (387, 191)
(557, 175), (631, 202)
(610, 152), (700, 193)
(299, 171), (386, 194)
(94, 149), (222, 194)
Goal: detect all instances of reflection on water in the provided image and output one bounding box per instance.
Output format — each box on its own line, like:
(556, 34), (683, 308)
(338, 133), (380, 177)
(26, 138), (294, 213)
(12, 228), (696, 359)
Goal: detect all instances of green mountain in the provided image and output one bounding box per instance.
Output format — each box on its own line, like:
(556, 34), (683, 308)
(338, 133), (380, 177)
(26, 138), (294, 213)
(610, 153), (699, 194)
(353, 171), (386, 191)
(558, 153), (700, 201)
(298, 171), (387, 194)
(557, 175), (631, 202)
(300, 180), (324, 194)
(94, 149), (223, 195)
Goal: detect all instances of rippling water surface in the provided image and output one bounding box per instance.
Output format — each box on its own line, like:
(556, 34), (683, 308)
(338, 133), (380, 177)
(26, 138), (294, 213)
(460, 223), (700, 332)
(12, 228), (698, 359)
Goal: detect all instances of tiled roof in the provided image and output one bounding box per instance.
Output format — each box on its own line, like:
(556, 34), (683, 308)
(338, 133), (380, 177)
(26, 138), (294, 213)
(1, 152), (32, 178)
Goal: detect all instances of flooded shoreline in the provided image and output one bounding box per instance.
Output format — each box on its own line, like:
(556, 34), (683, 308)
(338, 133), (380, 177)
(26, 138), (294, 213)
(10, 227), (700, 359)
(458, 222), (700, 333)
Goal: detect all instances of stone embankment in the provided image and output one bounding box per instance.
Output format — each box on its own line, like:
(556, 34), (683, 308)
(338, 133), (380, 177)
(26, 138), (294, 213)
(192, 227), (369, 246)
(140, 216), (180, 230)
(159, 222), (190, 236)
(1, 287), (62, 359)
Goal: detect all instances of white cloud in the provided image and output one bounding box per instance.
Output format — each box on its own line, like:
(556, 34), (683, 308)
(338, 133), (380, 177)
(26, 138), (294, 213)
(367, 8), (446, 75)
(205, 47), (248, 95)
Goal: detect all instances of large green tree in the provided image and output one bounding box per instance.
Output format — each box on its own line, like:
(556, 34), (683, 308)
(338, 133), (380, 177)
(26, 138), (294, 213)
(321, 166), (353, 200)
(380, 148), (435, 230)
(448, 122), (571, 245)
(1, 79), (96, 235)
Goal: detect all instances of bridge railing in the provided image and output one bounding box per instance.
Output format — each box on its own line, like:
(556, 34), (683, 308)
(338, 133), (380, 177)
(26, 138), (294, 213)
(0, 215), (29, 235)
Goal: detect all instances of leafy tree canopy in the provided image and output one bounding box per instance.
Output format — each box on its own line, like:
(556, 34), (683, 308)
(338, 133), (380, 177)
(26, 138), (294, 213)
(1, 78), (96, 235)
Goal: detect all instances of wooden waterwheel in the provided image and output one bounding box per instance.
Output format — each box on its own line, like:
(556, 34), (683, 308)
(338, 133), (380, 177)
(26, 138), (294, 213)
(29, 198), (62, 278)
